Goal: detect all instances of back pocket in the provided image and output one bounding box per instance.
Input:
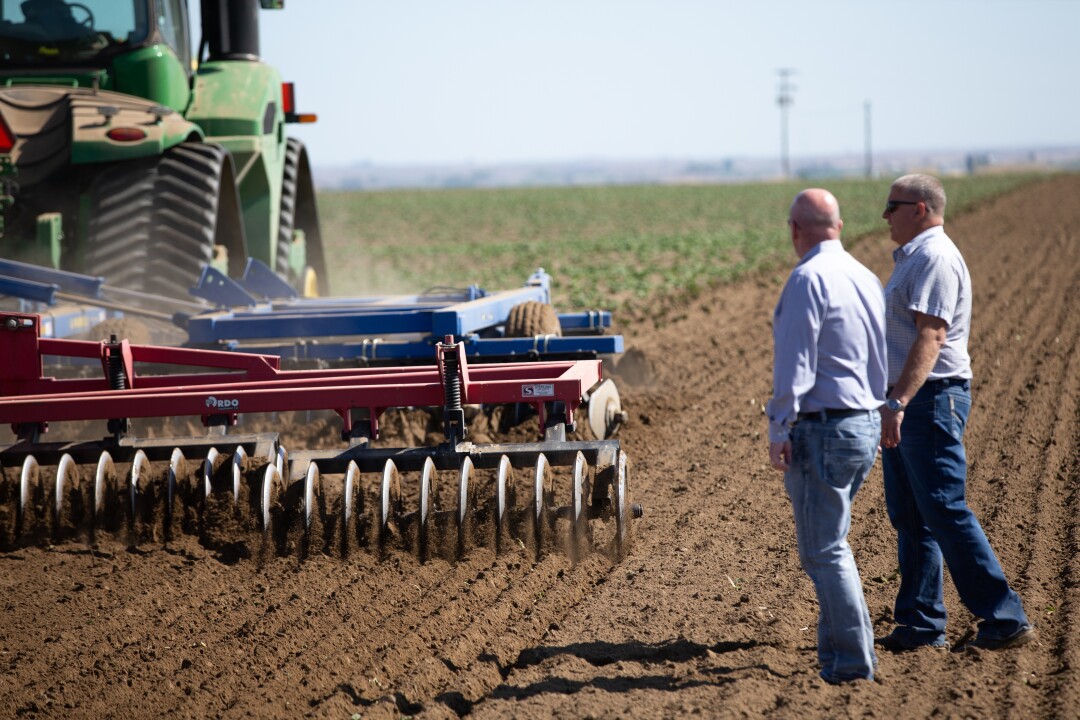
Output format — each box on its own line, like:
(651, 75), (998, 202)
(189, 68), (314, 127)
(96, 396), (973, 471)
(823, 436), (875, 489)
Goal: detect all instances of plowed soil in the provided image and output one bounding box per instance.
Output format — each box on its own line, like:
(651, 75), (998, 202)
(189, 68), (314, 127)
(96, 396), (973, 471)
(2, 175), (1079, 719)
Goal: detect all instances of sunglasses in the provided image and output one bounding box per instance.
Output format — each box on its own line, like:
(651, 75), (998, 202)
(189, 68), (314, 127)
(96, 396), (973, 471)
(884, 200), (919, 214)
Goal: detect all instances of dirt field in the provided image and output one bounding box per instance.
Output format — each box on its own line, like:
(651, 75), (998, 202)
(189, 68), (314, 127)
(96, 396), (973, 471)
(2, 174), (1078, 719)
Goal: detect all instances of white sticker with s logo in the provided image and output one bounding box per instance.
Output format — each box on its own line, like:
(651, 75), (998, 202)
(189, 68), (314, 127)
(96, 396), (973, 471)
(521, 384), (555, 398)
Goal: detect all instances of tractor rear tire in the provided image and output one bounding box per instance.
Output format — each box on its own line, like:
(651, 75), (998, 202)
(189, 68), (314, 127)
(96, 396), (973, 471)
(277, 138), (329, 296)
(505, 301), (561, 338)
(84, 143), (245, 300)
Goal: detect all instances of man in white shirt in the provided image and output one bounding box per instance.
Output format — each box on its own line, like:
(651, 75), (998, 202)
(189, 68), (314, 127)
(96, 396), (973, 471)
(767, 188), (886, 683)
(877, 174), (1032, 652)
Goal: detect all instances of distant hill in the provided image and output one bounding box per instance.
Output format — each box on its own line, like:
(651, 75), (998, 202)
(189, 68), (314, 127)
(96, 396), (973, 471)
(313, 146), (1080, 191)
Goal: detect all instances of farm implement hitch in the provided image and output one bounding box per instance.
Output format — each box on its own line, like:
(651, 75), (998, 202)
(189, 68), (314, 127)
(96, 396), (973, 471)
(0, 313), (640, 561)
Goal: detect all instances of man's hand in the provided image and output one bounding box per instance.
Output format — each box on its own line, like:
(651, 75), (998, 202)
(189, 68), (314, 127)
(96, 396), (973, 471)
(769, 440), (792, 472)
(881, 407), (904, 448)
(882, 311), (944, 450)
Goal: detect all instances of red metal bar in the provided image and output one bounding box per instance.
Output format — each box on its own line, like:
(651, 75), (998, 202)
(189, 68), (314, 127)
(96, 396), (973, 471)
(0, 313), (599, 432)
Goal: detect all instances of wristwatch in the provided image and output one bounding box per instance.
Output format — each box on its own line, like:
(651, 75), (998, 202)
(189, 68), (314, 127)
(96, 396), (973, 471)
(885, 398), (905, 413)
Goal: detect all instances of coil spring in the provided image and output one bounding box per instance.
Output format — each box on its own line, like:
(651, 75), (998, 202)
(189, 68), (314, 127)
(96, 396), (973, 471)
(106, 334), (127, 391)
(443, 351), (461, 411)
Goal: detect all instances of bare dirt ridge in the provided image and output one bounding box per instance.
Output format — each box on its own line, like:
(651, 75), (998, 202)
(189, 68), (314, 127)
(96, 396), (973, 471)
(2, 175), (1078, 718)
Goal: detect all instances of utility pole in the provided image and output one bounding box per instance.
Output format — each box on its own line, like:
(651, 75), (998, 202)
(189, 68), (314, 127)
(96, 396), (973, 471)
(864, 100), (873, 179)
(776, 69), (796, 178)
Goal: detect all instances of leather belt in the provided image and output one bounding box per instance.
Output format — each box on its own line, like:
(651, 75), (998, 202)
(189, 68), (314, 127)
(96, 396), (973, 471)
(887, 377), (969, 394)
(796, 408), (869, 422)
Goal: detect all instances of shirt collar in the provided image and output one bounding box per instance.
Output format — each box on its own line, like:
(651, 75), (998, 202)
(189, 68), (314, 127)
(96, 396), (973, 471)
(895, 224), (945, 259)
(798, 238), (843, 265)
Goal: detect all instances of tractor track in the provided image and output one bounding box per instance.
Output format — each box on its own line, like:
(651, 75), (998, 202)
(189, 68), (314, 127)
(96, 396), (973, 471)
(1, 174), (1079, 719)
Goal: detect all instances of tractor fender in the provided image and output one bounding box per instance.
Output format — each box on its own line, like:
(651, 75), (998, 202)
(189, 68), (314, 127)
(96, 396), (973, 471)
(68, 88), (202, 164)
(0, 85), (203, 179)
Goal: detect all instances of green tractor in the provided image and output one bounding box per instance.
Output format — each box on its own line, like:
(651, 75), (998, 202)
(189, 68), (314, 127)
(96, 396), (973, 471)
(0, 0), (328, 299)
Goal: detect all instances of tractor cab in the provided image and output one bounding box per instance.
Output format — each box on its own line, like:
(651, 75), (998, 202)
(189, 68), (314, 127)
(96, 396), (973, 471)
(0, 1), (190, 71)
(0, 0), (193, 110)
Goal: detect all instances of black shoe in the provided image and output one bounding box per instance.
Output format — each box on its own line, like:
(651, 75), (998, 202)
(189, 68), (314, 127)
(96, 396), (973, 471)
(966, 625), (1035, 651)
(875, 632), (946, 653)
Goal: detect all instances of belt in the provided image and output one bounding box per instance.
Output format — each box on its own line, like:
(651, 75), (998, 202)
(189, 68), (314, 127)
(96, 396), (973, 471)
(887, 377), (969, 394)
(796, 408), (870, 422)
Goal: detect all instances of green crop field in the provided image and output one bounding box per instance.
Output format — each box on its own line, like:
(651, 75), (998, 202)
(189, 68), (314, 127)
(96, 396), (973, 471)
(317, 174), (1041, 315)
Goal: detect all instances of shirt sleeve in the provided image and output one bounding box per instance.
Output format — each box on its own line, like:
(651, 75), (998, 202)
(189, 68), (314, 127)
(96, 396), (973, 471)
(908, 253), (959, 325)
(766, 271), (824, 443)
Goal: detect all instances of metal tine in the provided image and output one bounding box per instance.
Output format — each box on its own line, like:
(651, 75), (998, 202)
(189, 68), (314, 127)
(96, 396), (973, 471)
(570, 451), (587, 563)
(166, 449), (184, 541)
(457, 456), (474, 560)
(259, 463), (281, 535)
(532, 454), (552, 561)
(232, 447), (247, 507)
(129, 449), (151, 545)
(275, 446), (287, 478)
(418, 457), (436, 563)
(615, 451), (630, 560)
(344, 460), (359, 528)
(303, 461), (319, 533)
(18, 455), (38, 540)
(495, 455), (514, 556)
(54, 454), (77, 543)
(380, 459), (402, 551)
(203, 447), (219, 501)
(95, 451), (115, 528)
(339, 459), (361, 558)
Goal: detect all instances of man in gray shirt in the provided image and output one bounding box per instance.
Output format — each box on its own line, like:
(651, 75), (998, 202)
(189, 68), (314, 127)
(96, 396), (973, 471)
(767, 188), (886, 683)
(877, 174), (1032, 652)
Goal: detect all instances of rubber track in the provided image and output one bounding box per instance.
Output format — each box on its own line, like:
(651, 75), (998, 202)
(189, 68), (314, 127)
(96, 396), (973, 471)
(275, 137), (301, 280)
(276, 137), (329, 294)
(85, 143), (228, 299)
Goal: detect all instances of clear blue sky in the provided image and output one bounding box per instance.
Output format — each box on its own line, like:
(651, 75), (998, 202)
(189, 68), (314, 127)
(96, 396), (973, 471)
(231, 0), (1078, 168)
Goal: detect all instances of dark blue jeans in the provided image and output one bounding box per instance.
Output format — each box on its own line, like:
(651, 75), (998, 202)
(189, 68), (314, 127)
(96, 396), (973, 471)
(882, 379), (1029, 645)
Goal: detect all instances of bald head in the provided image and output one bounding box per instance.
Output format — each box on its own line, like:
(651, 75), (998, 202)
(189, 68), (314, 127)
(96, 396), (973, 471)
(788, 189), (842, 257)
(790, 189), (842, 235)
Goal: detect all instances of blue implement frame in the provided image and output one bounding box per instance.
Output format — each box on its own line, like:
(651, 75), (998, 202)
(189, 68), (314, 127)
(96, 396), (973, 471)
(0, 258), (622, 363)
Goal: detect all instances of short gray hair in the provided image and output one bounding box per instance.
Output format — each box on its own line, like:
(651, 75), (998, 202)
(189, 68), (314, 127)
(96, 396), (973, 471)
(892, 174), (946, 217)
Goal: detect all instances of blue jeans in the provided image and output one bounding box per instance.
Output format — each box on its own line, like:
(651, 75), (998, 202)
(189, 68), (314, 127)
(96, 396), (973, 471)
(882, 380), (1029, 645)
(786, 410), (879, 683)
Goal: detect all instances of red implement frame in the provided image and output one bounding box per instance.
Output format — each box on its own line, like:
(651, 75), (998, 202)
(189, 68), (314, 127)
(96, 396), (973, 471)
(0, 314), (598, 439)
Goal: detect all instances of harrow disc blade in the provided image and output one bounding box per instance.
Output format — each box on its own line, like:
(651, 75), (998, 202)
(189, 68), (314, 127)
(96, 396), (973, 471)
(18, 455), (39, 537)
(418, 457), (436, 562)
(587, 379), (624, 439)
(303, 461), (319, 531)
(532, 454), (552, 561)
(55, 454), (77, 525)
(570, 451), (587, 562)
(379, 459), (402, 549)
(165, 449), (183, 536)
(495, 455), (514, 555)
(203, 447), (219, 501)
(129, 450), (152, 541)
(457, 457), (474, 559)
(232, 447), (247, 507)
(343, 460), (360, 526)
(614, 451), (631, 560)
(260, 463), (281, 533)
(95, 451), (116, 523)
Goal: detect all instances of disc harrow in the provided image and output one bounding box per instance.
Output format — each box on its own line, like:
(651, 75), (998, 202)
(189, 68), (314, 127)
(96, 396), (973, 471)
(0, 313), (641, 562)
